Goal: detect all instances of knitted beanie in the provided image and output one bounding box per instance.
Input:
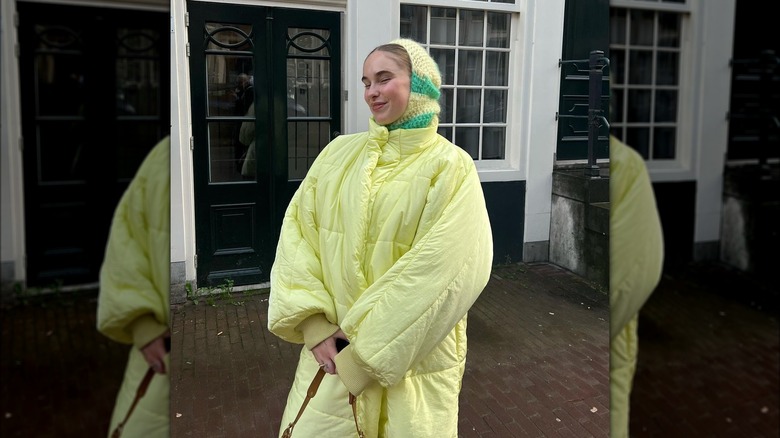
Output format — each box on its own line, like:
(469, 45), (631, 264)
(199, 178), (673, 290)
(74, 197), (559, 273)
(386, 38), (442, 131)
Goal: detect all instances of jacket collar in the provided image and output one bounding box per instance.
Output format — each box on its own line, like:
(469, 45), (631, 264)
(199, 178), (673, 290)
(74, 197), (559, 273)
(368, 117), (439, 161)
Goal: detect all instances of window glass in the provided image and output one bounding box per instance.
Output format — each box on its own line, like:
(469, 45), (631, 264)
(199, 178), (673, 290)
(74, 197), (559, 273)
(431, 8), (456, 45)
(653, 127), (677, 159)
(610, 5), (685, 163)
(457, 50), (483, 85)
(458, 10), (484, 47)
(401, 4), (513, 161)
(485, 51), (509, 86)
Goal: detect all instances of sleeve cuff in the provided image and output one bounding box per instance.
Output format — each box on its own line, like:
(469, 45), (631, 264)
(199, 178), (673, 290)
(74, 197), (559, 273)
(128, 314), (169, 350)
(334, 345), (375, 396)
(297, 313), (340, 350)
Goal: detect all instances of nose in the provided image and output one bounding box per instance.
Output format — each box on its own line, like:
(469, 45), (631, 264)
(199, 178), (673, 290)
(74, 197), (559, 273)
(365, 83), (379, 98)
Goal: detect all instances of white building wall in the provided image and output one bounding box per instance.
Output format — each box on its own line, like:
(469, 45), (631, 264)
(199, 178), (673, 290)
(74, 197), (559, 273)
(692, 0), (735, 254)
(1, 0), (26, 289)
(169, 0), (569, 287)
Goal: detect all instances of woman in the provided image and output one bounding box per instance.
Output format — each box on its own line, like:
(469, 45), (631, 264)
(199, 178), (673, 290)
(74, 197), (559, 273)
(267, 38), (494, 437)
(609, 135), (664, 437)
(97, 136), (171, 437)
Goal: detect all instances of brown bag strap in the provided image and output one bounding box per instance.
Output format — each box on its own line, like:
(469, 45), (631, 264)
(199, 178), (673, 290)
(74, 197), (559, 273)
(111, 367), (156, 438)
(282, 368), (364, 438)
(349, 393), (365, 438)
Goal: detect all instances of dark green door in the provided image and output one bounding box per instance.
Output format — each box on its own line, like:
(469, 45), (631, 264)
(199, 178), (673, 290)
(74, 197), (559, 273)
(18, 2), (169, 287)
(187, 2), (341, 287)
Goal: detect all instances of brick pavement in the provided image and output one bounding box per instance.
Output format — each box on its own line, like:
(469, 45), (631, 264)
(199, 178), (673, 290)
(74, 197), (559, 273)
(169, 262), (611, 438)
(3, 261), (775, 437)
(629, 262), (779, 438)
(0, 289), (129, 438)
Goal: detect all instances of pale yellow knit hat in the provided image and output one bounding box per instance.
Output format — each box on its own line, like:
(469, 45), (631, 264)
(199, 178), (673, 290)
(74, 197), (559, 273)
(387, 38), (442, 130)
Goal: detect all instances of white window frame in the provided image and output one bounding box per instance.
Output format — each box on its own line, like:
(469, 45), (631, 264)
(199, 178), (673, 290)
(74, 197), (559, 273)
(610, 0), (696, 180)
(399, 0), (526, 179)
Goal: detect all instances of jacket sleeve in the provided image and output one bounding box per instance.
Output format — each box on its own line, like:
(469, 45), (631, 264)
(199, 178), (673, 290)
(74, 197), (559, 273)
(337, 153), (493, 392)
(609, 136), (664, 338)
(267, 156), (340, 346)
(97, 140), (170, 348)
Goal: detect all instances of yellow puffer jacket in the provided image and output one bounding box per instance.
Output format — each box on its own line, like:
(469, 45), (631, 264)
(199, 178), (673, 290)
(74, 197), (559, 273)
(268, 119), (493, 438)
(97, 136), (170, 438)
(609, 136), (664, 438)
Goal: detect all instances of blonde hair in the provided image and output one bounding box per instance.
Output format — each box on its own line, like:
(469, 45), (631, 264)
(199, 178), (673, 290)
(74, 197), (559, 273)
(368, 43), (412, 77)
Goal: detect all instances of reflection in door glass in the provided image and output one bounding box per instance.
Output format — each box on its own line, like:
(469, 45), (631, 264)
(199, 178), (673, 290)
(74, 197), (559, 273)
(204, 22), (255, 182)
(286, 28), (333, 180)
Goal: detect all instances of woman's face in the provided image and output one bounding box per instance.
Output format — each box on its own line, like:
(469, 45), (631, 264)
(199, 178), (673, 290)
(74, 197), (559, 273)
(362, 51), (411, 126)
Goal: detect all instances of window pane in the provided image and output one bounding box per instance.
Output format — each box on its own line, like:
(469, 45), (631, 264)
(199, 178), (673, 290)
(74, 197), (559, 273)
(36, 53), (86, 116)
(288, 121), (329, 180)
(431, 48), (456, 85)
(626, 127), (650, 159)
(653, 127), (676, 159)
(483, 89), (507, 123)
(456, 89), (481, 123)
(611, 49), (626, 85)
(487, 12), (510, 48)
(437, 126), (453, 142)
(628, 50), (653, 84)
(287, 28), (331, 57)
(455, 127), (480, 159)
(440, 88), (454, 123)
(629, 9), (655, 46)
(207, 54), (254, 117)
(459, 10), (484, 47)
(611, 88), (625, 124)
(39, 121), (87, 182)
(610, 8), (627, 45)
(482, 127), (506, 159)
(457, 50), (483, 85)
(654, 89), (677, 122)
(627, 89), (652, 122)
(658, 12), (681, 47)
(431, 7), (456, 45)
(400, 5), (427, 41)
(287, 58), (329, 117)
(204, 22), (253, 52)
(116, 122), (162, 179)
(209, 121), (246, 182)
(656, 51), (679, 85)
(485, 51), (508, 86)
(116, 57), (160, 116)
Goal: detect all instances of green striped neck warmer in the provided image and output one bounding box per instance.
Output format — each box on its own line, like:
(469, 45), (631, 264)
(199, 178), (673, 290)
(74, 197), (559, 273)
(387, 38), (442, 131)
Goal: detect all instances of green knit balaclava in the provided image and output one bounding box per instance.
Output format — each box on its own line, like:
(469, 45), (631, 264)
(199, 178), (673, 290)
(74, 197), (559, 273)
(386, 38), (442, 131)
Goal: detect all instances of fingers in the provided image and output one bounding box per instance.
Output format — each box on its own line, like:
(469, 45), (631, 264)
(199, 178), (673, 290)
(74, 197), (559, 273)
(141, 336), (169, 374)
(318, 360), (336, 375)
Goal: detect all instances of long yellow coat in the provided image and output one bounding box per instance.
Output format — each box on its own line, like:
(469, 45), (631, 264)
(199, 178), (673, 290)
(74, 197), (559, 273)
(97, 137), (170, 438)
(268, 119), (493, 437)
(609, 136), (664, 438)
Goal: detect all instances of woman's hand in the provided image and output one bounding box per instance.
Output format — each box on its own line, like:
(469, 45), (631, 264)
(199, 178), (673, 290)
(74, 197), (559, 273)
(312, 329), (347, 375)
(141, 332), (170, 374)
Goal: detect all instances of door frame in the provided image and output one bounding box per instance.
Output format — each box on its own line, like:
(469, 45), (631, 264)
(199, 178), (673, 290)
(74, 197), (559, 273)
(187, 1), (342, 288)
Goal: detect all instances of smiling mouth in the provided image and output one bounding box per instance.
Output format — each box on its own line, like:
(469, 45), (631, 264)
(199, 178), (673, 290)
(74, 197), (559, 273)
(372, 102), (386, 111)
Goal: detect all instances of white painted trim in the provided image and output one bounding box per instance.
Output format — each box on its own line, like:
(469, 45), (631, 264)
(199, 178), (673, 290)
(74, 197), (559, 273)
(692, 0), (735, 243)
(16, 0), (168, 12)
(186, 0), (345, 12)
(170, 0), (351, 287)
(1, 0), (27, 285)
(521, 0), (565, 244)
(170, 0), (196, 286)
